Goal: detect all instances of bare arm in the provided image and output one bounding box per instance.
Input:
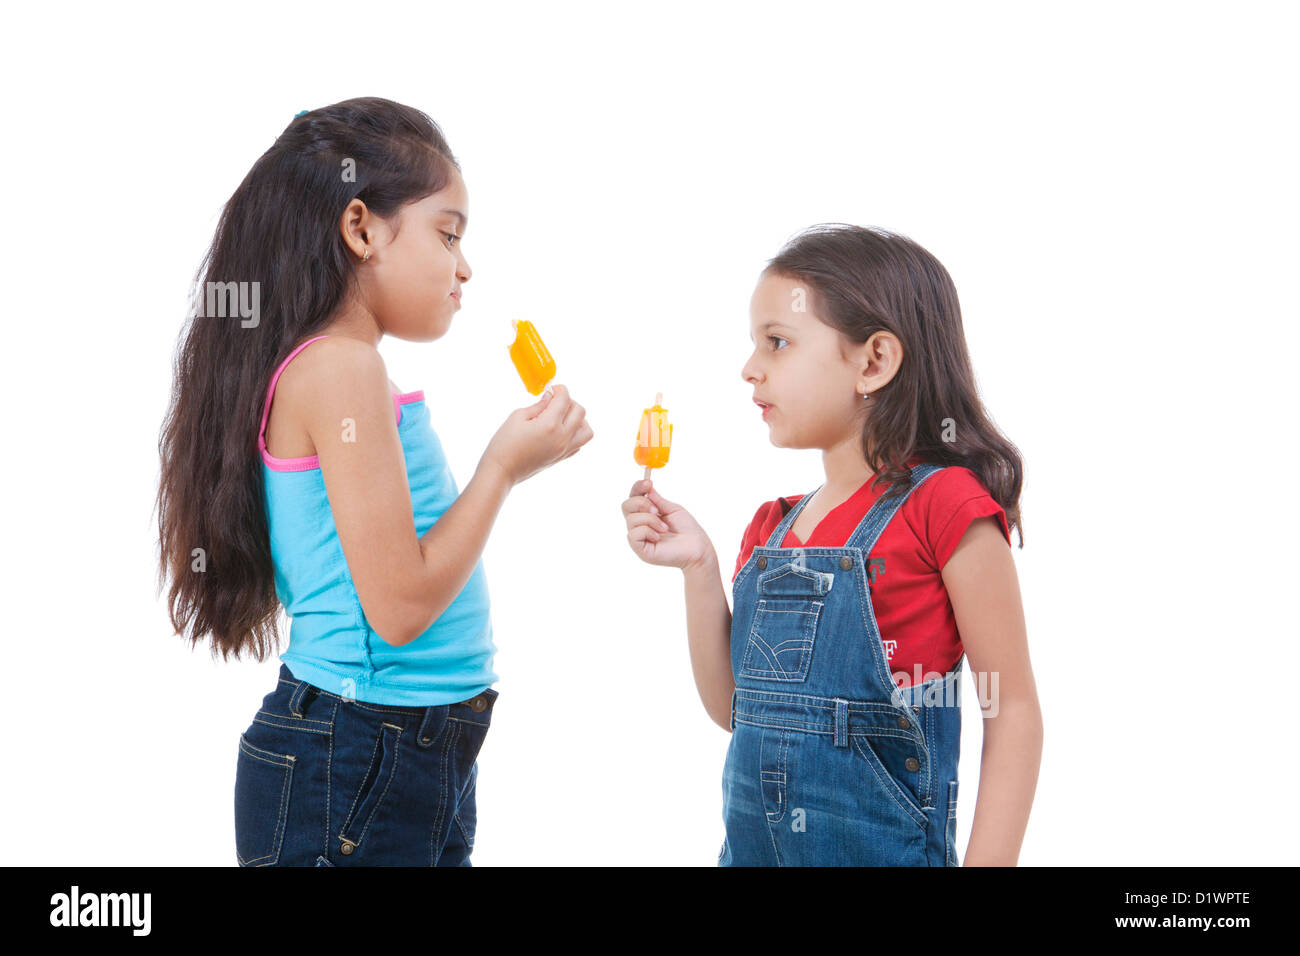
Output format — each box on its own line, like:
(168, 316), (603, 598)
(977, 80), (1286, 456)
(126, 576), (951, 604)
(940, 516), (1043, 866)
(682, 547), (736, 730)
(304, 340), (510, 647)
(623, 480), (736, 729)
(296, 336), (589, 646)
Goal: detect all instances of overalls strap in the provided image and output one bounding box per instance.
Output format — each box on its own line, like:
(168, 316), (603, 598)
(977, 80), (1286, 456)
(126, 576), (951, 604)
(763, 462), (946, 552)
(763, 485), (822, 548)
(846, 462), (945, 554)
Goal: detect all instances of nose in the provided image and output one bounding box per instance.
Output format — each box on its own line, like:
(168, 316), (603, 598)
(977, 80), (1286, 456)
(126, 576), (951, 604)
(741, 349), (762, 385)
(457, 249), (472, 283)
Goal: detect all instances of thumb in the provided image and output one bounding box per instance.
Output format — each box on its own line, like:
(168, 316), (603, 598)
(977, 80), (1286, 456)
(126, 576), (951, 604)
(523, 390), (552, 419)
(645, 486), (677, 511)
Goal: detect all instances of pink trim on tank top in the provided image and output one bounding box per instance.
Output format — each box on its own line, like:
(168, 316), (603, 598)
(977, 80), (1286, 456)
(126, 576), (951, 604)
(259, 334), (424, 472)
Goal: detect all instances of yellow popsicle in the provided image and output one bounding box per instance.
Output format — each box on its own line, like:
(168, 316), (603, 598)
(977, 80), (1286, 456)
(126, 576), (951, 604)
(508, 319), (556, 395)
(635, 392), (672, 481)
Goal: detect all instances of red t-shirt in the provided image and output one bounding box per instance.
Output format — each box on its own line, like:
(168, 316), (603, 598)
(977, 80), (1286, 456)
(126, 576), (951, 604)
(732, 459), (1011, 688)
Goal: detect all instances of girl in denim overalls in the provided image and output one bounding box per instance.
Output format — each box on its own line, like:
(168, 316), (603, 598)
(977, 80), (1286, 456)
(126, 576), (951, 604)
(623, 224), (1039, 866)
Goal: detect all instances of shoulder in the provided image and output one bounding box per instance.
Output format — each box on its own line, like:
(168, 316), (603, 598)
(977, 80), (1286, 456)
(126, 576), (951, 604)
(280, 336), (388, 394)
(910, 465), (1010, 567)
(916, 465), (993, 504)
(279, 337), (392, 426)
(744, 494), (804, 532)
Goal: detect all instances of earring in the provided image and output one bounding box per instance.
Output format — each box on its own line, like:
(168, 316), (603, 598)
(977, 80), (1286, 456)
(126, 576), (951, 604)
(361, 249), (371, 262)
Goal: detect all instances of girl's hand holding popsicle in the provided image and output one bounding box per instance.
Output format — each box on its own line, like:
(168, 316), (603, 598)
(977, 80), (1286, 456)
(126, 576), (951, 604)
(478, 320), (592, 488)
(621, 478), (712, 570)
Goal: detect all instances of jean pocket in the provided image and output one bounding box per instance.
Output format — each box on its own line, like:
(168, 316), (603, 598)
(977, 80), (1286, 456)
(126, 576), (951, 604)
(740, 599), (824, 682)
(850, 734), (927, 830)
(945, 779), (960, 866)
(234, 734), (295, 866)
(337, 721), (403, 855)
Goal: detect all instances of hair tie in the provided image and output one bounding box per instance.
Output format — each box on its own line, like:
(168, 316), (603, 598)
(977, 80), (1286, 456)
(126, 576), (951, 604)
(294, 109), (309, 118)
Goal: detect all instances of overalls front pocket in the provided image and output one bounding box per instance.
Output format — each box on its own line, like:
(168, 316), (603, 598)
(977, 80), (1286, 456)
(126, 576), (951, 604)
(739, 560), (834, 683)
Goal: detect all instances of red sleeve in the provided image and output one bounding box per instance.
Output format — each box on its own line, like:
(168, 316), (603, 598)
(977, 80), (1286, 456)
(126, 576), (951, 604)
(925, 468), (1011, 570)
(733, 503), (768, 581)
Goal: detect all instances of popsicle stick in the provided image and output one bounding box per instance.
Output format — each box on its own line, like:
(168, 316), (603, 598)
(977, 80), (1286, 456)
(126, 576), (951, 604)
(644, 392), (664, 483)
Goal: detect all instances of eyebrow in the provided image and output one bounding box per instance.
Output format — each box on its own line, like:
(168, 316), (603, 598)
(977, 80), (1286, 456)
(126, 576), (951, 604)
(439, 208), (467, 230)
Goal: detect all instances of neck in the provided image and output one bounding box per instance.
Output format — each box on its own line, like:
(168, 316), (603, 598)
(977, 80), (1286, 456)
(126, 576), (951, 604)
(321, 294), (384, 348)
(819, 429), (878, 499)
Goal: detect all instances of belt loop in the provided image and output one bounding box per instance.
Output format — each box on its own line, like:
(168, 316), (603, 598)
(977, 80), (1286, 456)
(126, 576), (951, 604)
(729, 688), (737, 732)
(288, 679), (313, 718)
(417, 704), (447, 749)
(834, 698), (849, 748)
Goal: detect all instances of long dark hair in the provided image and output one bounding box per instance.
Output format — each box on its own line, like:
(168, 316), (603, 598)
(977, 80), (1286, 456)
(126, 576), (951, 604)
(155, 97), (461, 661)
(764, 223), (1024, 546)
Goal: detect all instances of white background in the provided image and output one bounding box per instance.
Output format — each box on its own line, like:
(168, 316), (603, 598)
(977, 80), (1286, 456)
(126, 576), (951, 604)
(1, 0), (1295, 865)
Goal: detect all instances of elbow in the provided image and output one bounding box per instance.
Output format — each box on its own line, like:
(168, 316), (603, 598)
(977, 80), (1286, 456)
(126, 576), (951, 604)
(364, 596), (427, 648)
(369, 617), (415, 648)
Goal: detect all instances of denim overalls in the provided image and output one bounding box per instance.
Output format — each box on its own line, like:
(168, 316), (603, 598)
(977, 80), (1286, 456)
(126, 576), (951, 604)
(720, 462), (963, 866)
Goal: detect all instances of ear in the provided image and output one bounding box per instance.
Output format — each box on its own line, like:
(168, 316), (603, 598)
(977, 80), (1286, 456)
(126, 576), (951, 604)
(854, 331), (904, 394)
(339, 198), (374, 259)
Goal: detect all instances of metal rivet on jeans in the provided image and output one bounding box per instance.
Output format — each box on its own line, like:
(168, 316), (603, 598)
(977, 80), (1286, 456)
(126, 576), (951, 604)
(905, 757), (920, 772)
(340, 841), (354, 855)
(897, 716), (910, 729)
(471, 696), (486, 713)
(757, 556), (767, 570)
(420, 736), (432, 744)
(840, 556), (852, 570)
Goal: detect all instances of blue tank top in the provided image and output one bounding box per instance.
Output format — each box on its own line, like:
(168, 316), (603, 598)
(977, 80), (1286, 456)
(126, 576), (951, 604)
(257, 334), (497, 705)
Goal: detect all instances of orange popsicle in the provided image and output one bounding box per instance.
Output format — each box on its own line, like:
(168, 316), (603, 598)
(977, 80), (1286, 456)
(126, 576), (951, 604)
(635, 392), (672, 481)
(508, 319), (556, 395)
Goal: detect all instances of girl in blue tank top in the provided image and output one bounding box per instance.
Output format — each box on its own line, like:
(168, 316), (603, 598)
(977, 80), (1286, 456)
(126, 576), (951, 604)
(156, 97), (593, 865)
(621, 225), (1041, 866)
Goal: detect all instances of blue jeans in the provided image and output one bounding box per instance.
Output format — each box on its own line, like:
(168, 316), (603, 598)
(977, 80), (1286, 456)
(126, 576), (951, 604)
(234, 664), (496, 866)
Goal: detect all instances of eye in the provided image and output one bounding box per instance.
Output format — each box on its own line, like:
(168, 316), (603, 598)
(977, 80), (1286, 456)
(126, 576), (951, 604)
(443, 231), (461, 247)
(768, 335), (788, 350)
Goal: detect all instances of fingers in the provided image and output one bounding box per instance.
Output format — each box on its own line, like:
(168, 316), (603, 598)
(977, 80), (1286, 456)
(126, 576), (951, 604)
(558, 420), (593, 462)
(627, 511), (670, 535)
(644, 486), (675, 511)
(621, 493), (659, 516)
(537, 383), (572, 423)
(561, 394), (586, 432)
(523, 389), (553, 421)
(632, 479), (671, 503)
(627, 522), (663, 548)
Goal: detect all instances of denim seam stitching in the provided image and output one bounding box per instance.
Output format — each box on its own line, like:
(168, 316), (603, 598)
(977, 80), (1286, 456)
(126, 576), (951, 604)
(850, 736), (927, 829)
(236, 735), (295, 866)
(430, 719), (460, 865)
(353, 723), (402, 848)
(323, 696), (337, 862)
(338, 721), (386, 847)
